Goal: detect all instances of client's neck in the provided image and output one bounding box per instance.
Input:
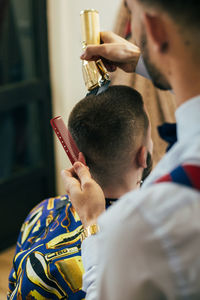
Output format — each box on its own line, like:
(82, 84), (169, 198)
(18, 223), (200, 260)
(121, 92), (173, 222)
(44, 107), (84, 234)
(103, 187), (128, 200)
(103, 179), (140, 199)
(96, 167), (142, 200)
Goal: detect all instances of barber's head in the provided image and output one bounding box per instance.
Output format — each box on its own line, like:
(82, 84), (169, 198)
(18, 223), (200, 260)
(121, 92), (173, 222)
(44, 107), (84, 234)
(68, 85), (152, 194)
(126, 0), (200, 91)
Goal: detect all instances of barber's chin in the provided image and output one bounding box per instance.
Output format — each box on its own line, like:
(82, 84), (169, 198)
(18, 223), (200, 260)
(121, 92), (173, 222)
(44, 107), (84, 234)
(153, 80), (172, 91)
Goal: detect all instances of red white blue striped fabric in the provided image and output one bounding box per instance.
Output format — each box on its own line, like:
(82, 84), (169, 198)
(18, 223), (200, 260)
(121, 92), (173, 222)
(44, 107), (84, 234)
(155, 164), (200, 191)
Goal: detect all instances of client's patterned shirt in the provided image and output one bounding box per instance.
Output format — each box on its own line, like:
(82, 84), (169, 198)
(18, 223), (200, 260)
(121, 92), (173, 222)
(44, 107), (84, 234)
(8, 196), (114, 300)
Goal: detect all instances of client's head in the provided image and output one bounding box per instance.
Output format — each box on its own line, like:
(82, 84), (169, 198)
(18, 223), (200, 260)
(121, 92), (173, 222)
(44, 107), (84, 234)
(68, 85), (153, 198)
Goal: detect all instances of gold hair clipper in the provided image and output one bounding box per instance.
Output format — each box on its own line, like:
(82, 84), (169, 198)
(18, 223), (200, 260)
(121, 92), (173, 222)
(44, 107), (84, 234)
(80, 9), (110, 93)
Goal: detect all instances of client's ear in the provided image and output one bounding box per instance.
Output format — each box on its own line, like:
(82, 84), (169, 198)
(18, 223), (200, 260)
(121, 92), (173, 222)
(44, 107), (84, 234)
(78, 152), (86, 165)
(136, 146), (147, 169)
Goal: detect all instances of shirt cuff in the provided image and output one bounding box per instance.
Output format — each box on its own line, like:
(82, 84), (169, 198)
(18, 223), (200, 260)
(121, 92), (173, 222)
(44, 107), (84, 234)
(82, 235), (99, 292)
(82, 235), (98, 269)
(135, 55), (150, 80)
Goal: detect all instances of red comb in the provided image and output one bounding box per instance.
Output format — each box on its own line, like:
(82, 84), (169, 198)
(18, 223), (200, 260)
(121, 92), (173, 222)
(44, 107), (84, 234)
(50, 116), (80, 165)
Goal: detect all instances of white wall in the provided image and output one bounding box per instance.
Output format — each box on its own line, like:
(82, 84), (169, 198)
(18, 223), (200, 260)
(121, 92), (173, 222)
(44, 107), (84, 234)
(47, 0), (121, 194)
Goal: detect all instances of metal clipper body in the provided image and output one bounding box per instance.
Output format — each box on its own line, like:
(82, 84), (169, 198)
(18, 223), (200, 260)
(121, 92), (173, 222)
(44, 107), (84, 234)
(80, 9), (110, 91)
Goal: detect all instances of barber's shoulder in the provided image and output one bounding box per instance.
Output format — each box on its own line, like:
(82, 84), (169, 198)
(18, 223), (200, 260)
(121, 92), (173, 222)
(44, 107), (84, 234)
(137, 183), (199, 224)
(98, 183), (200, 238)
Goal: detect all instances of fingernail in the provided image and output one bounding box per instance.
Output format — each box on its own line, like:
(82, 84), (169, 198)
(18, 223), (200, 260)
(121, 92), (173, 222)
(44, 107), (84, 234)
(73, 162), (82, 171)
(80, 53), (85, 59)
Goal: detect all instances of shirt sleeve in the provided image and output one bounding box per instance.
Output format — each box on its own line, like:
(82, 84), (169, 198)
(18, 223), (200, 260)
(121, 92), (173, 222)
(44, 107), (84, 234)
(95, 206), (169, 300)
(81, 235), (99, 300)
(135, 56), (151, 79)
(81, 184), (200, 300)
(81, 195), (162, 300)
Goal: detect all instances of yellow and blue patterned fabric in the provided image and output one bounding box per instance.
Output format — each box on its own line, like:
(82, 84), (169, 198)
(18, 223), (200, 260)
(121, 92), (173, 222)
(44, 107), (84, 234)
(8, 195), (115, 300)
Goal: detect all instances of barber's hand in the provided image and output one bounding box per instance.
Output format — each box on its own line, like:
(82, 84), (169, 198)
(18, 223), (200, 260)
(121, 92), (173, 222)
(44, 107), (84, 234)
(61, 162), (106, 228)
(81, 31), (140, 73)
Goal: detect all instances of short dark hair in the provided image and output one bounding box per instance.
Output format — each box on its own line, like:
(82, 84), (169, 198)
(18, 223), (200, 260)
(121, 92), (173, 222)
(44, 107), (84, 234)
(137, 0), (200, 30)
(68, 85), (149, 189)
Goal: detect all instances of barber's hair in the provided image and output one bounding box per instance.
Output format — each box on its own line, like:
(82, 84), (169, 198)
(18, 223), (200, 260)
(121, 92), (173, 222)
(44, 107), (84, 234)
(68, 85), (149, 189)
(137, 0), (200, 30)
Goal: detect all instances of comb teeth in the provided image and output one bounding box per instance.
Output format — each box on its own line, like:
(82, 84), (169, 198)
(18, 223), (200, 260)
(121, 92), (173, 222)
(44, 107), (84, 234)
(50, 116), (80, 165)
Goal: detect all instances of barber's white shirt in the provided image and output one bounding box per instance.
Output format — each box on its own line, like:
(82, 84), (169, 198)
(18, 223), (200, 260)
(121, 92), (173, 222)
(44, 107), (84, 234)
(81, 96), (200, 300)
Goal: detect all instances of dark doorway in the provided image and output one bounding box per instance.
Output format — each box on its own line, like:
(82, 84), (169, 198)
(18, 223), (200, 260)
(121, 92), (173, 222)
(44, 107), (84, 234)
(0, 0), (55, 251)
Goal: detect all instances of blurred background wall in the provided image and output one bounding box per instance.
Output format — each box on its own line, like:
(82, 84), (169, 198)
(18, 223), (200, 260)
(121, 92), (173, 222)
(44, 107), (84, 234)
(47, 0), (121, 194)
